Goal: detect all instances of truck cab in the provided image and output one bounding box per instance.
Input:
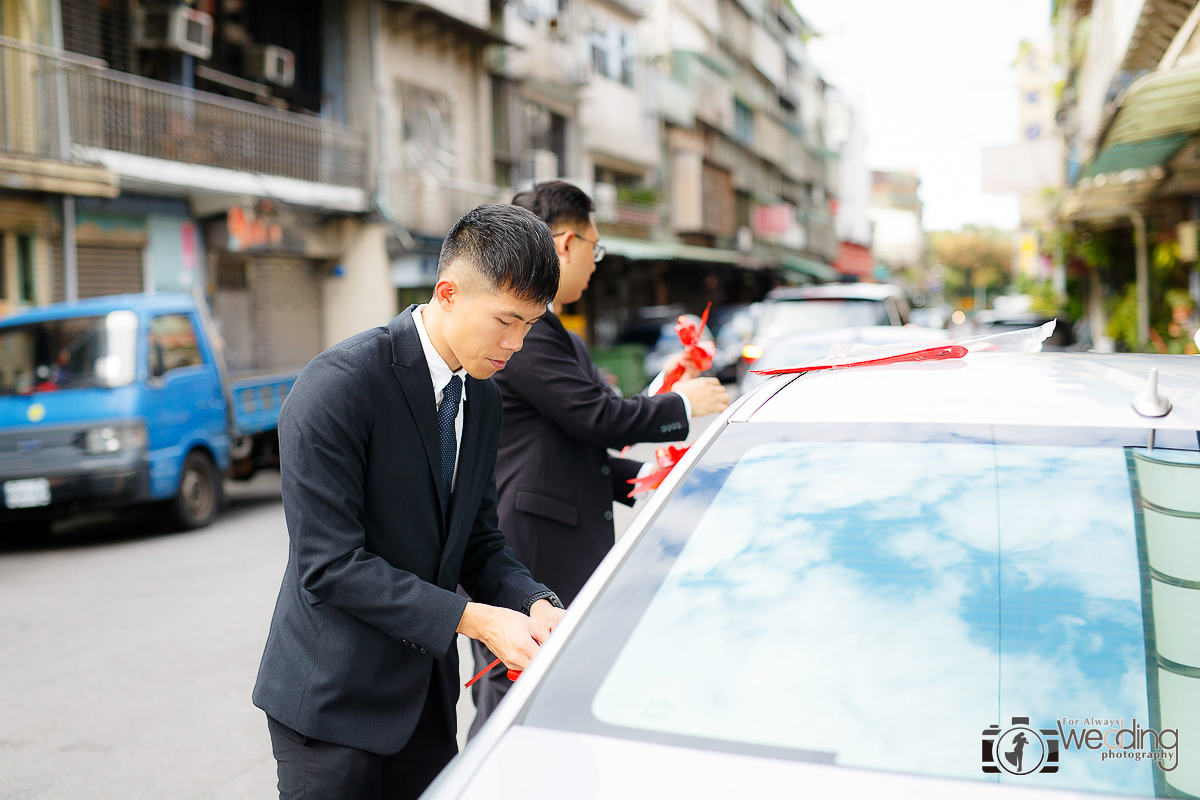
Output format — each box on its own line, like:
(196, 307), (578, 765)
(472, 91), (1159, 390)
(0, 293), (292, 535)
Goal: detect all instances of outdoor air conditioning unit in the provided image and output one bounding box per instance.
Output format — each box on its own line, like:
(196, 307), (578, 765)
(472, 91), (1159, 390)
(135, 6), (214, 60)
(247, 45), (296, 88)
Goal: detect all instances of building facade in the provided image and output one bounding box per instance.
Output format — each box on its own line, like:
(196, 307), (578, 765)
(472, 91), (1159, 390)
(3, 0), (853, 363)
(1055, 0), (1200, 352)
(0, 0), (391, 373)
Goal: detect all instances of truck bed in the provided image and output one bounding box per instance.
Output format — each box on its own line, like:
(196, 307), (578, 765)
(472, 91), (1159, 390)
(229, 371), (300, 437)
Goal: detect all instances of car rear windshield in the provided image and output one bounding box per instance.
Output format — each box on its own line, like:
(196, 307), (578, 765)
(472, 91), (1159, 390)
(522, 422), (1200, 798)
(761, 299), (891, 337)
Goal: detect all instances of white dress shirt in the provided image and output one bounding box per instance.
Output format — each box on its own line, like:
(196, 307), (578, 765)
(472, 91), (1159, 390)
(413, 304), (467, 490)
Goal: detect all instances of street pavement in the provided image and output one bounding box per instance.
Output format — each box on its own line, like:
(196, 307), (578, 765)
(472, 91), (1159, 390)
(0, 398), (728, 799)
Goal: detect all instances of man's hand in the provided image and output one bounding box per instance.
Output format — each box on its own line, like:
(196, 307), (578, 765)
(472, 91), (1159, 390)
(661, 351), (701, 382)
(456, 602), (543, 671)
(674, 377), (730, 417)
(528, 598), (566, 643)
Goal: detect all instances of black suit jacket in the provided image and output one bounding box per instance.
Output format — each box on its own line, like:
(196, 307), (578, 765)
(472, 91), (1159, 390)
(492, 311), (689, 605)
(253, 306), (548, 755)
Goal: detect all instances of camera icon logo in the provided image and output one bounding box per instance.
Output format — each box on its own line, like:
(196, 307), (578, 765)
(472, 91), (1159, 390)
(982, 717), (1060, 775)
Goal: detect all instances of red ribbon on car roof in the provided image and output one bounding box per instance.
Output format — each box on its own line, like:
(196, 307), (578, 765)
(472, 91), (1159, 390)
(750, 344), (968, 375)
(656, 303), (716, 394)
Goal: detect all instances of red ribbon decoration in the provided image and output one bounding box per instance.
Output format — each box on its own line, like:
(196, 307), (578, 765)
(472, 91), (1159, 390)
(750, 344), (969, 376)
(656, 303), (716, 394)
(463, 657), (521, 688)
(627, 444), (690, 498)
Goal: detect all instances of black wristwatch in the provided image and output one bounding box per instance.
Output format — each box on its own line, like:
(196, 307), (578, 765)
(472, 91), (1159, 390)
(523, 591), (565, 614)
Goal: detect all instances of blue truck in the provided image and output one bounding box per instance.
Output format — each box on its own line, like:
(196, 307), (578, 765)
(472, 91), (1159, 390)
(0, 293), (298, 534)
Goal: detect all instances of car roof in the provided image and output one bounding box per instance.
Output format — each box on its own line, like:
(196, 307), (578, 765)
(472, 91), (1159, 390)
(765, 283), (907, 302)
(738, 352), (1200, 431)
(0, 293), (196, 327)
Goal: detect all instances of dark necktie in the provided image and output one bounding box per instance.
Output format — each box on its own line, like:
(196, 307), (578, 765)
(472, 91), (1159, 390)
(437, 374), (462, 518)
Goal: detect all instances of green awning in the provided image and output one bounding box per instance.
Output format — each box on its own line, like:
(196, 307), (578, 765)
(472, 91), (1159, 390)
(1105, 66), (1200, 146)
(1081, 133), (1192, 179)
(602, 236), (742, 265)
(781, 254), (838, 281)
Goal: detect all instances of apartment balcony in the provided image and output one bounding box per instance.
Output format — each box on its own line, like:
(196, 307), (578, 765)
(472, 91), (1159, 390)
(389, 170), (498, 236)
(0, 36), (368, 201)
(804, 210), (839, 262)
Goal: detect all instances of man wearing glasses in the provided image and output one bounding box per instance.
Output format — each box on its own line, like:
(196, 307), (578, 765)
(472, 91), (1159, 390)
(467, 181), (728, 735)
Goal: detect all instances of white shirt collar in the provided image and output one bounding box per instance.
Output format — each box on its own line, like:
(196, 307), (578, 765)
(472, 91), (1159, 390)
(413, 304), (467, 406)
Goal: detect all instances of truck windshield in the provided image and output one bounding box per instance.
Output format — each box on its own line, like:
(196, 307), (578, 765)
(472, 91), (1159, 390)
(0, 311), (138, 395)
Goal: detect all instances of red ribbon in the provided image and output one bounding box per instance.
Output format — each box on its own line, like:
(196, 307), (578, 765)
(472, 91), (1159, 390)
(656, 303), (716, 394)
(627, 444), (690, 498)
(751, 344), (969, 376)
(463, 657), (521, 688)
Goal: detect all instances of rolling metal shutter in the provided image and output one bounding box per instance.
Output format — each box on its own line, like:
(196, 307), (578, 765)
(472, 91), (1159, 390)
(48, 242), (144, 301)
(250, 257), (321, 372)
(76, 245), (144, 299)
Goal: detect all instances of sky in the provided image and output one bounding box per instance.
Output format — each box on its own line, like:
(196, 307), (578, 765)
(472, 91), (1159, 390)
(799, 0), (1053, 232)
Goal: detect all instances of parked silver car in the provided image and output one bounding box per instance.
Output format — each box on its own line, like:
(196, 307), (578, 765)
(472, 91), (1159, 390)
(428, 351), (1200, 800)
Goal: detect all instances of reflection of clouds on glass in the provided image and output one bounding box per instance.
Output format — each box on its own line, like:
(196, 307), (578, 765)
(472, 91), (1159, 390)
(592, 442), (1152, 796)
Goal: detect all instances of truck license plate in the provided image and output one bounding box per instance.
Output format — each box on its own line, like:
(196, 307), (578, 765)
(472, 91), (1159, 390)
(3, 478), (51, 509)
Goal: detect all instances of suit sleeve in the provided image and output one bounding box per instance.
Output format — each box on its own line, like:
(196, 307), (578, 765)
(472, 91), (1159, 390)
(608, 455), (643, 508)
(280, 347), (468, 661)
(502, 324), (689, 449)
(458, 460), (548, 611)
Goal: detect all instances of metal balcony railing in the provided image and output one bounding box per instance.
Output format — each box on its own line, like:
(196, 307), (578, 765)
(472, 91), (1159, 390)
(0, 35), (367, 188)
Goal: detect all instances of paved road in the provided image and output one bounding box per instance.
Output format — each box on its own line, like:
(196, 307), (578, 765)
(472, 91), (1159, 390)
(0, 402), (727, 799)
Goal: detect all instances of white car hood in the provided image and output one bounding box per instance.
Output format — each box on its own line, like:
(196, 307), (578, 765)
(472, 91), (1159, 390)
(449, 725), (1110, 800)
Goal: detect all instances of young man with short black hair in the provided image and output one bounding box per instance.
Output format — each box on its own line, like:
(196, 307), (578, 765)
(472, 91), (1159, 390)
(468, 181), (729, 734)
(254, 204), (566, 800)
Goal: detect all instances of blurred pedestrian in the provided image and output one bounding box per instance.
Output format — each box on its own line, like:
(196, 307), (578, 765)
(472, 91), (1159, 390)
(253, 205), (566, 800)
(468, 181), (728, 735)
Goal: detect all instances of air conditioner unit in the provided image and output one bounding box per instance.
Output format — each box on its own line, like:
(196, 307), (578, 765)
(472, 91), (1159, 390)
(136, 6), (213, 60)
(247, 45), (296, 88)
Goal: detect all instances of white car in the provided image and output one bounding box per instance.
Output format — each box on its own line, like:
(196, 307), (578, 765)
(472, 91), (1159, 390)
(428, 351), (1200, 800)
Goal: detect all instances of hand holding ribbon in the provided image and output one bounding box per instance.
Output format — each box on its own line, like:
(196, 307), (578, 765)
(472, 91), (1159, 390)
(656, 303), (716, 394)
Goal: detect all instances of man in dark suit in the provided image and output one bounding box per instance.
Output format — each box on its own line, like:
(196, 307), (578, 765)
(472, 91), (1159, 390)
(468, 182), (729, 735)
(253, 204), (566, 800)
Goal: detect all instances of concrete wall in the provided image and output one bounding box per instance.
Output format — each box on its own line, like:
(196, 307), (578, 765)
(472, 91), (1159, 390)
(580, 76), (659, 170)
(380, 7), (495, 234)
(321, 222), (394, 349)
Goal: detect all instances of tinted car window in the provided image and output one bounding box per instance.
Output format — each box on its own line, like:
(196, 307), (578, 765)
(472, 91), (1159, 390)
(523, 422), (1199, 798)
(149, 314), (203, 377)
(761, 299), (891, 337)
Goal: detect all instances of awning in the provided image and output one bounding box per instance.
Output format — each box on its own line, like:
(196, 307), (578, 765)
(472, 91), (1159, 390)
(1080, 133), (1192, 179)
(781, 254), (838, 282)
(1101, 65), (1200, 147)
(1068, 66), (1200, 218)
(602, 236), (742, 265)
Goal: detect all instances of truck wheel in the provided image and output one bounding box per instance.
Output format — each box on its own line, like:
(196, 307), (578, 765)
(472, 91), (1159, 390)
(170, 450), (223, 530)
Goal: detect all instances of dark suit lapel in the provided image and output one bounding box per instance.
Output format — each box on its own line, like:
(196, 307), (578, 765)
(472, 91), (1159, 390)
(388, 306), (445, 513)
(441, 376), (481, 572)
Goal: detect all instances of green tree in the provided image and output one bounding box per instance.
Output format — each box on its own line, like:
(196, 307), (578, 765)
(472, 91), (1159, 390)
(928, 227), (1013, 307)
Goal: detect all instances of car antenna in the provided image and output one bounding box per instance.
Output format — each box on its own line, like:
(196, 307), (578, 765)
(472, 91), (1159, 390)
(1132, 368), (1172, 450)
